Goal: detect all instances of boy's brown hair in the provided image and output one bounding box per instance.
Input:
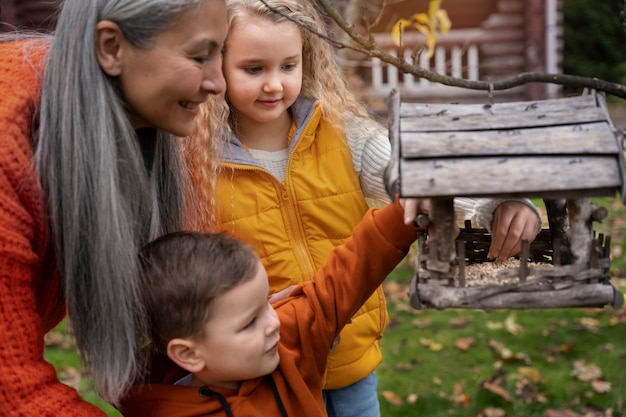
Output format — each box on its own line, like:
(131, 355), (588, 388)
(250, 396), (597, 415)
(139, 231), (259, 352)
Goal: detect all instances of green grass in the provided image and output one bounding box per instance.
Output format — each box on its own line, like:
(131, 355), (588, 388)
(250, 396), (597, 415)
(376, 196), (626, 416)
(45, 196), (626, 416)
(377, 262), (626, 416)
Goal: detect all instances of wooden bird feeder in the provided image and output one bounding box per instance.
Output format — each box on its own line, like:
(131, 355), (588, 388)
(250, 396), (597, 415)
(384, 89), (626, 310)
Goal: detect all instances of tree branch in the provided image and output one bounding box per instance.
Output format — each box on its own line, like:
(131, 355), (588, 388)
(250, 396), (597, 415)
(314, 0), (626, 99)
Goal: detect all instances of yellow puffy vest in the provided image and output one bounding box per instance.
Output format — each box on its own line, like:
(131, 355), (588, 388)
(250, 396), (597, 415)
(215, 99), (387, 389)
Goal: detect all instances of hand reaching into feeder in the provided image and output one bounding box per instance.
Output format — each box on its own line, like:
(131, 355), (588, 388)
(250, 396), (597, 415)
(401, 198), (431, 226)
(488, 201), (540, 261)
(401, 198), (541, 261)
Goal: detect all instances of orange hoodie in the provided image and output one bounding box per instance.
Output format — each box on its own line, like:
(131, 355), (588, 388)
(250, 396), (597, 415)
(0, 40), (105, 415)
(119, 202), (418, 417)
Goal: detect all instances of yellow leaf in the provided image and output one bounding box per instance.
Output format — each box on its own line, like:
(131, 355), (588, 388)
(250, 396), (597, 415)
(412, 22), (431, 38)
(391, 18), (412, 47)
(419, 337), (443, 351)
(435, 9), (452, 34)
(425, 34), (437, 59)
(390, 0), (452, 60)
(419, 337), (432, 346)
(517, 366), (543, 383)
(413, 12), (432, 28)
(428, 0), (443, 17)
(429, 341), (443, 351)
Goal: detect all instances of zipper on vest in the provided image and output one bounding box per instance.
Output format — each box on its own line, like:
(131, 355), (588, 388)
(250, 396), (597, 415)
(280, 112), (319, 281)
(279, 182), (316, 280)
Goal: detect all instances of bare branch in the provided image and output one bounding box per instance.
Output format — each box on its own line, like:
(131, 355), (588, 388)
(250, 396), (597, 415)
(257, 0), (371, 54)
(314, 0), (626, 99)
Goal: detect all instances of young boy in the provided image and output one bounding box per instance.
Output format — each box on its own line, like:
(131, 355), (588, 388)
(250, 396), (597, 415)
(118, 201), (419, 416)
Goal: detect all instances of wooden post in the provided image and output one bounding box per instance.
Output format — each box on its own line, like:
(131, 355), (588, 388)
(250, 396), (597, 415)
(426, 198), (456, 276)
(544, 199), (572, 264)
(567, 198), (592, 266)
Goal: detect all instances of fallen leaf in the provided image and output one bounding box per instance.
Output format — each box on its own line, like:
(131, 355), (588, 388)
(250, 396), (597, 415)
(504, 312), (524, 335)
(486, 321), (503, 330)
(451, 381), (472, 407)
(482, 381), (512, 402)
(482, 408), (506, 417)
(515, 376), (547, 404)
(406, 393), (419, 404)
(57, 366), (83, 390)
(572, 360), (603, 382)
(44, 332), (65, 347)
(577, 317), (600, 333)
(517, 366), (543, 383)
(591, 379), (611, 393)
(449, 316), (470, 328)
(412, 317), (432, 329)
(455, 337), (475, 351)
(544, 409), (583, 417)
(381, 390), (403, 406)
(480, 369), (512, 402)
(488, 339), (530, 363)
(394, 362), (413, 372)
(559, 341), (576, 354)
(419, 337), (443, 351)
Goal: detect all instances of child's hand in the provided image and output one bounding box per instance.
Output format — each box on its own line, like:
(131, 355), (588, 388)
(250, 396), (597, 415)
(269, 285), (297, 304)
(488, 201), (540, 260)
(399, 198), (431, 226)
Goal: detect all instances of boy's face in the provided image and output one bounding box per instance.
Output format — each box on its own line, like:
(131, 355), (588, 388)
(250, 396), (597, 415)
(222, 16), (303, 128)
(193, 260), (281, 388)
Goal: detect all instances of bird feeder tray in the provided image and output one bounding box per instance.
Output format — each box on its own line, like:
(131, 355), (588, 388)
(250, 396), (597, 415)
(384, 90), (626, 310)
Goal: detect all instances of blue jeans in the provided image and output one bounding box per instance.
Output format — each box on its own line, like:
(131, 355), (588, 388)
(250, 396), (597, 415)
(323, 372), (381, 417)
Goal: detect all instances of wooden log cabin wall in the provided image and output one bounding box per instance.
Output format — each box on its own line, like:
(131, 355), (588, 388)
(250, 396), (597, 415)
(384, 89), (626, 310)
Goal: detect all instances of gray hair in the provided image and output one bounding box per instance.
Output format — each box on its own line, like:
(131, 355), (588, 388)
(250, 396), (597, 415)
(34, 0), (207, 405)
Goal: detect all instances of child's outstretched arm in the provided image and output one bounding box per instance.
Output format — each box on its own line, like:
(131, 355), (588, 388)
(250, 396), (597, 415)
(300, 200), (419, 341)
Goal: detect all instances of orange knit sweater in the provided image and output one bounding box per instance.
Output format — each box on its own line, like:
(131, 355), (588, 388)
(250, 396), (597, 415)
(0, 40), (104, 416)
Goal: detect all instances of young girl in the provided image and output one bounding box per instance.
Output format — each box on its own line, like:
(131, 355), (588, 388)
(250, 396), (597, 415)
(0, 0), (227, 414)
(185, 1), (541, 416)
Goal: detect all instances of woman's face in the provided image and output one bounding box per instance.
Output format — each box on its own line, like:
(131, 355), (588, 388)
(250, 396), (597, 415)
(117, 0), (227, 137)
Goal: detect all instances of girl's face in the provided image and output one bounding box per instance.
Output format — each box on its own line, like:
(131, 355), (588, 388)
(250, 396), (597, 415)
(117, 0), (227, 137)
(222, 16), (302, 127)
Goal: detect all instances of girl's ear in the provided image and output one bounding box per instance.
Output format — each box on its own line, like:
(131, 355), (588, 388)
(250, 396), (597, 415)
(167, 338), (207, 374)
(95, 20), (124, 77)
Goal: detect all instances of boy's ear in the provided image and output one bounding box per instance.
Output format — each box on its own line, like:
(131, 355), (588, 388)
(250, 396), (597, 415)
(167, 338), (207, 374)
(95, 20), (124, 77)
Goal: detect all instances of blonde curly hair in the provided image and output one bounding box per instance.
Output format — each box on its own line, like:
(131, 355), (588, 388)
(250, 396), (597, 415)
(184, 0), (376, 230)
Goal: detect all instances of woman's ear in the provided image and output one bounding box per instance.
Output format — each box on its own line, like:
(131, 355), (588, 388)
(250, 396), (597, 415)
(167, 338), (207, 374)
(95, 20), (124, 77)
